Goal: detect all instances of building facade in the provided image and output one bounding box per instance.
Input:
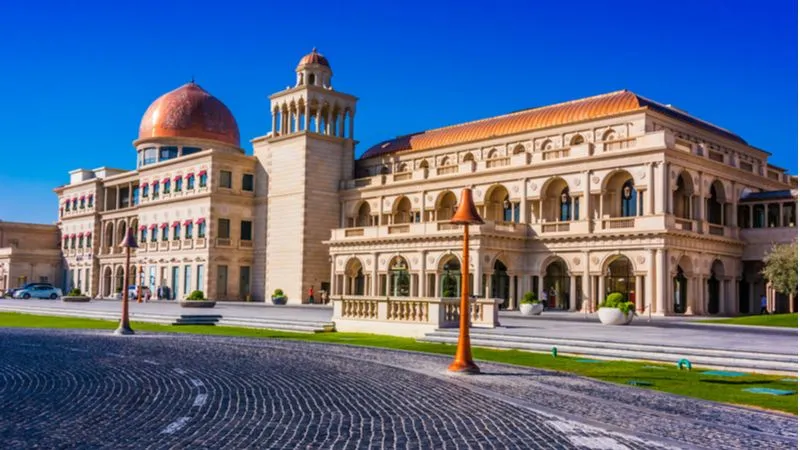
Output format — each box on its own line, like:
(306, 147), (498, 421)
(0, 221), (61, 293)
(54, 50), (797, 314)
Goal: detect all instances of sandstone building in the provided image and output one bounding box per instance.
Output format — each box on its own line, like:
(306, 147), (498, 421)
(54, 50), (797, 314)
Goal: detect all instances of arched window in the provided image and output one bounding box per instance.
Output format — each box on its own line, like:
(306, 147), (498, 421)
(560, 188), (571, 222)
(487, 149), (498, 159)
(502, 195), (513, 222)
(603, 130), (617, 141)
(356, 202), (372, 227)
(621, 180), (637, 217)
(308, 73), (316, 86)
(541, 140), (553, 151)
(419, 160), (429, 170)
(512, 144), (525, 155)
(186, 175), (196, 190)
(570, 134), (585, 145)
(463, 153), (474, 163)
(440, 156), (450, 166)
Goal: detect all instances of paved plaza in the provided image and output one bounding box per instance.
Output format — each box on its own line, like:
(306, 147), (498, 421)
(0, 328), (797, 449)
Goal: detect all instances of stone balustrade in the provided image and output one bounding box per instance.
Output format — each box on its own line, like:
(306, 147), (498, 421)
(332, 295), (501, 338)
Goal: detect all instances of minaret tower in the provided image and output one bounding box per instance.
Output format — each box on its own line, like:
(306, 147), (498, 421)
(252, 49), (357, 304)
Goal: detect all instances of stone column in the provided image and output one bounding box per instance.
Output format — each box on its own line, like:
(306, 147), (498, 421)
(583, 171), (591, 222)
(569, 275), (577, 311)
(635, 275), (644, 312)
(315, 109), (322, 133)
(410, 273), (417, 297)
(326, 109), (333, 135)
(420, 251), (427, 298)
(598, 274), (606, 306)
(472, 252), (482, 297)
(647, 163), (655, 215)
(271, 110), (277, 136)
(304, 104), (310, 131)
(655, 249), (665, 314)
(582, 254), (590, 311)
(371, 253), (379, 296)
(349, 111), (355, 139)
(486, 274), (493, 299)
(645, 254), (654, 315)
(434, 273), (441, 297)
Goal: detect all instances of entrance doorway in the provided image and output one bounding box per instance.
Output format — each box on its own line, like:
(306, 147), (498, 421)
(708, 260), (724, 314)
(673, 267), (688, 314)
(605, 257), (634, 301)
(388, 256), (410, 297)
(544, 259), (570, 309)
(492, 260), (510, 308)
(440, 256), (461, 298)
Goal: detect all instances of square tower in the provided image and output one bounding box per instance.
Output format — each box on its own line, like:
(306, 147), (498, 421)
(253, 49), (357, 303)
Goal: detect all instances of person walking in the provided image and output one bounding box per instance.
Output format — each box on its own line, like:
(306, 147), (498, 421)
(308, 286), (315, 304)
(541, 289), (549, 309)
(760, 294), (768, 314)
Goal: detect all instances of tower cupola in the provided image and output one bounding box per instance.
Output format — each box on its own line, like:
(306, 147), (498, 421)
(296, 48), (332, 88)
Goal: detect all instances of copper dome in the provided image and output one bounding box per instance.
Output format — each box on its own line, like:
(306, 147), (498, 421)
(298, 48), (330, 68)
(138, 82), (240, 147)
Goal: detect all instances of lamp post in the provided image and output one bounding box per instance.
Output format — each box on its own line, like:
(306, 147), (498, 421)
(448, 188), (484, 374)
(115, 228), (138, 335)
(136, 265), (143, 303)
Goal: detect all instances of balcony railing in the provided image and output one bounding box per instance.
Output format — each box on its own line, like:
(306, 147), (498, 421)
(393, 172), (412, 182)
(602, 137), (636, 152)
(183, 239), (194, 249)
(541, 222), (570, 233)
(485, 157), (510, 169)
(542, 147), (570, 160)
(239, 240), (253, 249)
(216, 238), (232, 247)
(708, 224), (725, 236)
(436, 165), (459, 176)
(436, 221), (460, 231)
(345, 228), (365, 237)
(674, 218), (693, 231)
(388, 224), (410, 234)
(601, 217), (635, 229)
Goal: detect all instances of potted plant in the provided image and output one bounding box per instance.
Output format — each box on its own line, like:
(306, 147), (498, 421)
(271, 288), (287, 305)
(179, 290), (216, 308)
(597, 292), (635, 325)
(62, 288), (90, 303)
(519, 291), (543, 316)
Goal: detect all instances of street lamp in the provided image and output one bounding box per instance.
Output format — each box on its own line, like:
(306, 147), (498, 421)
(115, 228), (138, 335)
(448, 188), (484, 374)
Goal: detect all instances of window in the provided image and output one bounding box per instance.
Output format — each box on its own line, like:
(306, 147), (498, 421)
(142, 184), (149, 197)
(71, 237), (76, 249)
(175, 178), (183, 192)
(184, 265), (192, 296)
(150, 228), (157, 242)
(65, 201), (70, 211)
(160, 146), (178, 161)
(240, 220), (252, 241)
(163, 180), (171, 194)
(560, 188), (571, 222)
(78, 236), (84, 248)
(72, 199), (78, 210)
(132, 188), (139, 206)
(182, 147), (202, 156)
(140, 229), (147, 242)
(187, 175), (195, 190)
(88, 195), (94, 207)
(80, 198), (85, 209)
(220, 170), (232, 189)
(152, 182), (160, 199)
(215, 265), (226, 296)
(242, 174), (254, 192)
(142, 147), (158, 165)
(197, 264), (205, 291)
(161, 226), (169, 241)
(621, 180), (637, 217)
(86, 235), (92, 247)
(173, 224), (180, 240)
(574, 197), (580, 221)
(199, 173), (208, 188)
(185, 222), (193, 238)
(63, 238), (68, 249)
(198, 222), (206, 238)
(218, 219), (231, 239)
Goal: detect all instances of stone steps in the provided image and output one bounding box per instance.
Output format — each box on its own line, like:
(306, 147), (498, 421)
(420, 329), (798, 375)
(0, 305), (334, 333)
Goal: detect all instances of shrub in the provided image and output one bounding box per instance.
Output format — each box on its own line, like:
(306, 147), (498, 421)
(520, 291), (539, 305)
(67, 288), (82, 296)
(186, 290), (205, 301)
(273, 288), (284, 298)
(600, 292), (634, 314)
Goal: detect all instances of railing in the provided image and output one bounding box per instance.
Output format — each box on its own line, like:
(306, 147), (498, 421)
(436, 221), (460, 231)
(674, 218), (693, 231)
(344, 228), (365, 237)
(603, 137), (636, 152)
(148, 242), (158, 251)
(216, 238), (231, 247)
(332, 296), (501, 337)
(354, 177), (373, 187)
(436, 165), (459, 176)
(388, 224), (410, 234)
(541, 222), (570, 233)
(182, 239), (194, 249)
(542, 147), (570, 160)
(602, 217), (635, 229)
(170, 241), (181, 250)
(239, 240), (254, 249)
(485, 157), (510, 169)
(708, 224), (724, 236)
(393, 172), (412, 182)
(158, 241), (169, 251)
(195, 238), (207, 248)
(673, 138), (693, 153)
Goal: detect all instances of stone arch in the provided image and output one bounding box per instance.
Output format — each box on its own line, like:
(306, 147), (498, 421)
(602, 170), (638, 218)
(512, 144), (525, 155)
(707, 259), (726, 314)
(386, 255), (411, 297)
(102, 266), (113, 297)
(437, 253), (462, 298)
(439, 156), (451, 166)
(104, 222), (114, 249)
(602, 254), (635, 301)
(354, 201), (372, 227)
(673, 254), (694, 314)
(570, 134), (585, 145)
(542, 255), (571, 309)
(541, 177), (571, 222)
(114, 265), (125, 295)
(707, 179), (728, 226)
(462, 153), (475, 163)
(486, 148), (498, 159)
(483, 184), (511, 222)
(435, 190), (458, 221)
(673, 170), (695, 219)
(342, 257), (366, 296)
(539, 254), (573, 277)
(602, 129), (617, 141)
(540, 139), (554, 151)
(392, 196), (412, 224)
(418, 159), (429, 170)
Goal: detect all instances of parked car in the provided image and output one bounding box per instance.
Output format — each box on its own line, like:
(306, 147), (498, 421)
(126, 285), (151, 300)
(7, 283), (55, 298)
(13, 285), (63, 300)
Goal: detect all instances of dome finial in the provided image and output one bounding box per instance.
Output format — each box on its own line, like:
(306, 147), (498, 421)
(190, 75), (195, 84)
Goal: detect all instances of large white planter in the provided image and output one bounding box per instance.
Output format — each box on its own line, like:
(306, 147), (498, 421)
(519, 303), (544, 316)
(598, 307), (634, 325)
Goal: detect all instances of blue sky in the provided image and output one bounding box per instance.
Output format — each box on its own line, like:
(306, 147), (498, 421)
(0, 0), (796, 224)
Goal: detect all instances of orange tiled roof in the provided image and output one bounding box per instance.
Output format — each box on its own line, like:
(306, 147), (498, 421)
(360, 90), (746, 159)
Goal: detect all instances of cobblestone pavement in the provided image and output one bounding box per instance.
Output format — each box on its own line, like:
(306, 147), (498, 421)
(0, 329), (795, 449)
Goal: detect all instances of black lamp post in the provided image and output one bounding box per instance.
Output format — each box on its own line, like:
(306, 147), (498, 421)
(115, 228), (138, 335)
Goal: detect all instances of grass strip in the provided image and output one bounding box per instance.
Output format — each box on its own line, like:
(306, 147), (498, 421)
(1, 311), (796, 415)
(698, 313), (797, 328)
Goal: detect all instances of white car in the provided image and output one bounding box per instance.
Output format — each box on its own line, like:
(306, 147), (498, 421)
(13, 285), (63, 299)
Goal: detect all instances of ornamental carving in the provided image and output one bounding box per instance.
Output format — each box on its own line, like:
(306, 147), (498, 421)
(591, 176), (600, 184)
(572, 257), (581, 266)
(636, 255), (645, 265)
(638, 170), (646, 180)
(512, 185), (519, 193)
(574, 178), (581, 187)
(366, 258), (371, 266)
(428, 256), (435, 264)
(337, 259), (343, 267)
(475, 189), (482, 197)
(671, 170), (676, 179)
(426, 195), (433, 202)
(380, 258), (386, 266)
(412, 257), (419, 264)
(670, 256), (677, 265)
(591, 256), (599, 266)
(413, 197), (419, 204)
(484, 255), (491, 263)
(530, 183), (538, 192)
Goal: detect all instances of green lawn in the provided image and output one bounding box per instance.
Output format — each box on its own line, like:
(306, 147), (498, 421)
(1, 312), (797, 415)
(699, 313), (798, 328)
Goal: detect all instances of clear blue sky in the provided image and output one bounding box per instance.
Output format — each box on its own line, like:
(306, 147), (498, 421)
(0, 0), (796, 224)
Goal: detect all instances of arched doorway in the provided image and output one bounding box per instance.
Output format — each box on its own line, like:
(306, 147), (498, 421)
(436, 191), (458, 221)
(440, 255), (461, 297)
(605, 256), (634, 302)
(388, 256), (410, 297)
(708, 260), (724, 314)
(114, 266), (125, 294)
(492, 260), (510, 308)
(345, 258), (365, 295)
(484, 185), (515, 223)
(103, 266), (112, 297)
(355, 202), (371, 227)
(392, 197), (412, 224)
(673, 267), (688, 314)
(544, 258), (570, 309)
(707, 180), (726, 225)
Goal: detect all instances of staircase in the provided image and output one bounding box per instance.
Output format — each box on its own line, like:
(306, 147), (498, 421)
(420, 329), (798, 375)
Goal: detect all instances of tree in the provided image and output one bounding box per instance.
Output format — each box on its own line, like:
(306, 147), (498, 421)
(761, 241), (798, 299)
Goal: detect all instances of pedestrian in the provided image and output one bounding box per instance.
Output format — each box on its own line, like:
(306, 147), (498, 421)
(760, 294), (768, 314)
(308, 286), (315, 304)
(541, 289), (549, 308)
